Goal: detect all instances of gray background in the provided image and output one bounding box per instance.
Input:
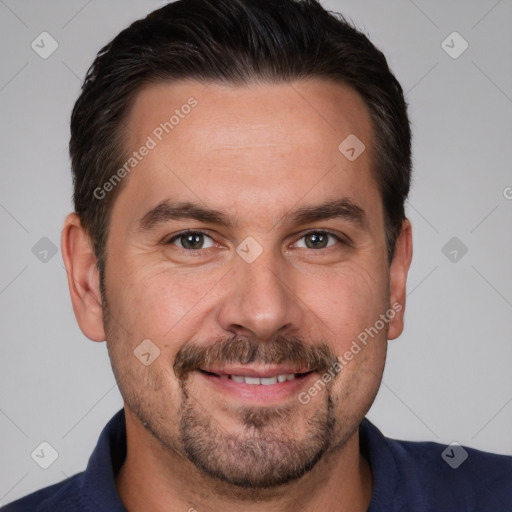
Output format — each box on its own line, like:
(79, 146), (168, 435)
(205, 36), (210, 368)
(1, 0), (511, 505)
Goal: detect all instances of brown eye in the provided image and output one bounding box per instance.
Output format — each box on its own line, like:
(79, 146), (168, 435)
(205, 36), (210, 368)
(169, 232), (215, 250)
(294, 231), (339, 250)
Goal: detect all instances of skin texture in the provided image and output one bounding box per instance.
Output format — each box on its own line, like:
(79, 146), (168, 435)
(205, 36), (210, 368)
(61, 79), (413, 512)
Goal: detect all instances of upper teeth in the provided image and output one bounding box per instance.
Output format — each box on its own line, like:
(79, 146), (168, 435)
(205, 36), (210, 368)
(224, 374), (296, 385)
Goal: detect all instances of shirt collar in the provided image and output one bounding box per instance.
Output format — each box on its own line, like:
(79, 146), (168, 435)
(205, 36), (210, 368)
(81, 408), (127, 511)
(359, 417), (400, 511)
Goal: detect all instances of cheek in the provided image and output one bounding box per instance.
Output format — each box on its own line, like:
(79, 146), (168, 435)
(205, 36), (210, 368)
(301, 263), (388, 350)
(111, 261), (222, 340)
(331, 339), (386, 428)
(103, 268), (190, 412)
(105, 319), (185, 437)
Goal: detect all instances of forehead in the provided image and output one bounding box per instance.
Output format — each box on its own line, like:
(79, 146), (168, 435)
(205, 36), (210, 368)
(125, 78), (373, 158)
(112, 78), (379, 231)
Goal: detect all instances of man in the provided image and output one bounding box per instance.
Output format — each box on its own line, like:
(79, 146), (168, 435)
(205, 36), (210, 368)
(3, 0), (510, 510)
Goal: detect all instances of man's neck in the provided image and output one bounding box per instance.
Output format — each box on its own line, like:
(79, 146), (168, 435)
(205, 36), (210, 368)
(115, 409), (373, 512)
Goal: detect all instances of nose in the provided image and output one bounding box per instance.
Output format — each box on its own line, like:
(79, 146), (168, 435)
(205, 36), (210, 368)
(216, 251), (304, 340)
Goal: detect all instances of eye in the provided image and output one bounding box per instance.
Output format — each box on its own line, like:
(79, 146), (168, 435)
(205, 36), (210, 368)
(168, 231), (215, 250)
(293, 231), (342, 250)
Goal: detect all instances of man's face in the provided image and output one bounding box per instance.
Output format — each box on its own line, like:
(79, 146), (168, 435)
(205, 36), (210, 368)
(100, 79), (406, 488)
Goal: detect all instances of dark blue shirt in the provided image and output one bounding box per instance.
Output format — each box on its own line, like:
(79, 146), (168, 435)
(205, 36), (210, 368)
(2, 408), (511, 511)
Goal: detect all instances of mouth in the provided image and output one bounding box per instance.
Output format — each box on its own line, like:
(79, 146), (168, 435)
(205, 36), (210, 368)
(195, 366), (317, 404)
(199, 369), (313, 385)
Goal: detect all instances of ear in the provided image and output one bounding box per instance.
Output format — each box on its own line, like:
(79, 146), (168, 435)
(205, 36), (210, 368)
(387, 218), (413, 340)
(61, 213), (106, 342)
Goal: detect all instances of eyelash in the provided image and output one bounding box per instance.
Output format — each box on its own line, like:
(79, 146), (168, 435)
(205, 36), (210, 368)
(165, 229), (349, 252)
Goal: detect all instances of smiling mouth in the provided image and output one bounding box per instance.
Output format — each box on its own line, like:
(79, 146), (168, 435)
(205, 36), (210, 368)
(199, 369), (314, 385)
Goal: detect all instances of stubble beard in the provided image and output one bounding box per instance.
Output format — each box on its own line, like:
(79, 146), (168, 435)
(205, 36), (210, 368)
(176, 381), (337, 489)
(101, 288), (359, 493)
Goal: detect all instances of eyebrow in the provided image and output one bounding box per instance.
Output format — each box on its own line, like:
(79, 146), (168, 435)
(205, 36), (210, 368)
(288, 198), (367, 229)
(136, 200), (234, 232)
(135, 197), (367, 233)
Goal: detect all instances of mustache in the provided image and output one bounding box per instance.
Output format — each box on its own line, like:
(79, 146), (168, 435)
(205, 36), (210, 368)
(173, 335), (339, 380)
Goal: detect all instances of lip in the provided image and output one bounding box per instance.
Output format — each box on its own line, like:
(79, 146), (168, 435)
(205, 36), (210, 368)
(200, 365), (312, 378)
(196, 368), (317, 404)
